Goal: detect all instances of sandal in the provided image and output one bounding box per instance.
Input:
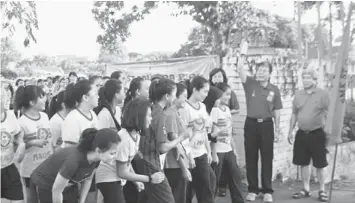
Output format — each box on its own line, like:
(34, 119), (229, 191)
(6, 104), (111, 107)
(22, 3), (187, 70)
(318, 190), (329, 202)
(292, 189), (311, 199)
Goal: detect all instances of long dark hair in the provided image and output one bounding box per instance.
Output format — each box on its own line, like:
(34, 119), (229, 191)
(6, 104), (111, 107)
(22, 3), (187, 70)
(123, 77), (143, 108)
(149, 78), (176, 103)
(14, 85), (45, 112)
(48, 90), (65, 119)
(95, 79), (122, 131)
(77, 128), (120, 153)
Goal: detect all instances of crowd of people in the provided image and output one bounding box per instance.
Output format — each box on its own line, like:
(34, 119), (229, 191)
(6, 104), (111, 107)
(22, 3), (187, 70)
(1, 55), (331, 203)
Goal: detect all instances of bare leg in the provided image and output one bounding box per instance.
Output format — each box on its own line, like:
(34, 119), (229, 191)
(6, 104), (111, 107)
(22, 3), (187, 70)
(316, 168), (326, 191)
(301, 166), (311, 191)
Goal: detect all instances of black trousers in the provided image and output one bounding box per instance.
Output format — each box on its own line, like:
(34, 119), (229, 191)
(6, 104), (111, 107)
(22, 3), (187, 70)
(187, 154), (216, 203)
(164, 168), (188, 203)
(97, 181), (125, 203)
(212, 151), (244, 203)
(218, 165), (229, 189)
(28, 181), (79, 203)
(244, 117), (274, 194)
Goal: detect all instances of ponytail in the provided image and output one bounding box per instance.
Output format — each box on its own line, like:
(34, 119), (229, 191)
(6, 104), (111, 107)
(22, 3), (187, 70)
(77, 128), (97, 153)
(48, 90), (65, 119)
(64, 83), (76, 110)
(77, 128), (120, 153)
(123, 77), (143, 108)
(14, 85), (45, 111)
(183, 79), (192, 99)
(149, 80), (159, 103)
(95, 80), (122, 131)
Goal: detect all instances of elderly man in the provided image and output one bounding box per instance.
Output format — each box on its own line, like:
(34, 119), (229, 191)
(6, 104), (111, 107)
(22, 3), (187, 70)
(238, 56), (283, 203)
(288, 68), (330, 202)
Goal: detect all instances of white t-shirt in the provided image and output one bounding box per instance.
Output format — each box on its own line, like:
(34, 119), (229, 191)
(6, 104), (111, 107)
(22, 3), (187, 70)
(1, 110), (21, 169)
(97, 107), (121, 130)
(96, 128), (140, 184)
(180, 101), (210, 158)
(19, 112), (53, 177)
(49, 113), (64, 147)
(61, 109), (98, 146)
(210, 106), (233, 153)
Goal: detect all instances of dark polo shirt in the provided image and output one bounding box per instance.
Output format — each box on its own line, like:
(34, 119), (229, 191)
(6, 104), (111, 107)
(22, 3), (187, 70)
(139, 104), (167, 174)
(243, 76), (283, 118)
(292, 88), (330, 131)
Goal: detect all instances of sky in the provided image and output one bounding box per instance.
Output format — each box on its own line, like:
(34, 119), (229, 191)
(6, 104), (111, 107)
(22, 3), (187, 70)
(9, 1), (344, 60)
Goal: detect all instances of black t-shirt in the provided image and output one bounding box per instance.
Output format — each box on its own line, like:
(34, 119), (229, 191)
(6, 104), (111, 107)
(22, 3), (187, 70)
(31, 147), (100, 188)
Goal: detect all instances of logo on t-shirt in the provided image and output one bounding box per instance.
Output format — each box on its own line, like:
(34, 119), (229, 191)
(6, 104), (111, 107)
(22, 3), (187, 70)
(1, 131), (12, 149)
(37, 128), (50, 141)
(267, 91), (274, 102)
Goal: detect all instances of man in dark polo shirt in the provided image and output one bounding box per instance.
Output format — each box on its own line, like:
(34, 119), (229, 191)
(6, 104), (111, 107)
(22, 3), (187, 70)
(238, 56), (283, 203)
(288, 68), (330, 202)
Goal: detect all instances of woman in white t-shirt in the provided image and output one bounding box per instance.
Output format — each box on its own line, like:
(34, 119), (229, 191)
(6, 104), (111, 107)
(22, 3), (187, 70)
(1, 85), (26, 203)
(61, 79), (99, 147)
(97, 98), (165, 203)
(14, 85), (53, 201)
(181, 76), (216, 203)
(48, 84), (75, 150)
(94, 79), (124, 203)
(209, 83), (244, 203)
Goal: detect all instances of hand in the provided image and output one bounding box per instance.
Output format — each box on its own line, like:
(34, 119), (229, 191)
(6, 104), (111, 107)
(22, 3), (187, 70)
(150, 172), (165, 184)
(207, 153), (213, 164)
(212, 153), (219, 164)
(189, 155), (196, 169)
(134, 182), (145, 192)
(182, 169), (192, 182)
(287, 132), (293, 145)
(218, 129), (229, 137)
(232, 127), (237, 136)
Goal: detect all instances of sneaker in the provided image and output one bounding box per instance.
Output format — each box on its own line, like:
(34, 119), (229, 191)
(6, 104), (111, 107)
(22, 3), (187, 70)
(246, 193), (257, 201)
(263, 193), (273, 203)
(218, 187), (227, 197)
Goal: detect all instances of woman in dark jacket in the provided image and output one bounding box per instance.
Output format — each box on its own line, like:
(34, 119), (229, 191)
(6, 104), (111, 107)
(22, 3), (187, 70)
(209, 68), (240, 197)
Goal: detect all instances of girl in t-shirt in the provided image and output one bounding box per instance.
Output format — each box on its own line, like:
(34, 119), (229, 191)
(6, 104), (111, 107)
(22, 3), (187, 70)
(48, 84), (76, 150)
(95, 79), (124, 202)
(61, 79), (99, 147)
(209, 83), (244, 203)
(29, 128), (120, 203)
(97, 98), (165, 203)
(182, 76), (216, 203)
(137, 78), (189, 203)
(60, 79), (100, 202)
(14, 85), (53, 200)
(123, 77), (150, 108)
(164, 82), (192, 203)
(1, 85), (26, 203)
(122, 76), (151, 203)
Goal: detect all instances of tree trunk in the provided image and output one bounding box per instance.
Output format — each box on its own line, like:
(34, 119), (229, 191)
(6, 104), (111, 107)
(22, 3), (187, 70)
(317, 1), (324, 88)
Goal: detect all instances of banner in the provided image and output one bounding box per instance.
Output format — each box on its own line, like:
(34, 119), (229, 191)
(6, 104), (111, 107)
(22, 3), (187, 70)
(105, 56), (219, 86)
(325, 3), (353, 144)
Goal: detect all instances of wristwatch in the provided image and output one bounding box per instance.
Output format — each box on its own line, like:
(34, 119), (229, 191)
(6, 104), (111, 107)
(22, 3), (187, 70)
(148, 175), (152, 183)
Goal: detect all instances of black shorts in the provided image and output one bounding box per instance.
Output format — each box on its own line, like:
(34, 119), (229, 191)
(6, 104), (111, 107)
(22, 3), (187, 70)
(293, 128), (328, 169)
(1, 163), (24, 200)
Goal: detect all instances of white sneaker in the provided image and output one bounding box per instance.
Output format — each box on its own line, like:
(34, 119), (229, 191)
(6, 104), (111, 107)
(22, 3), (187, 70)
(246, 193), (257, 201)
(263, 193), (273, 203)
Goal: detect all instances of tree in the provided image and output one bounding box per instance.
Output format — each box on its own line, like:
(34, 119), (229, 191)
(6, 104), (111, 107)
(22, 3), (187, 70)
(172, 26), (213, 58)
(1, 68), (18, 79)
(92, 1), (158, 53)
(98, 41), (128, 63)
(1, 1), (39, 47)
(1, 38), (21, 68)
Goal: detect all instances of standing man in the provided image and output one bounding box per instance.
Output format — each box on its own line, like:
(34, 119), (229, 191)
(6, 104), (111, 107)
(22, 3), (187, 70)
(288, 68), (330, 202)
(238, 56), (282, 203)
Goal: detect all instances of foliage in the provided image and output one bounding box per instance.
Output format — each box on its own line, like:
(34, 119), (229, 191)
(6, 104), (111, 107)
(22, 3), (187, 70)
(172, 26), (213, 58)
(1, 38), (21, 68)
(98, 41), (128, 63)
(92, 1), (158, 52)
(1, 68), (18, 79)
(0, 1), (38, 47)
